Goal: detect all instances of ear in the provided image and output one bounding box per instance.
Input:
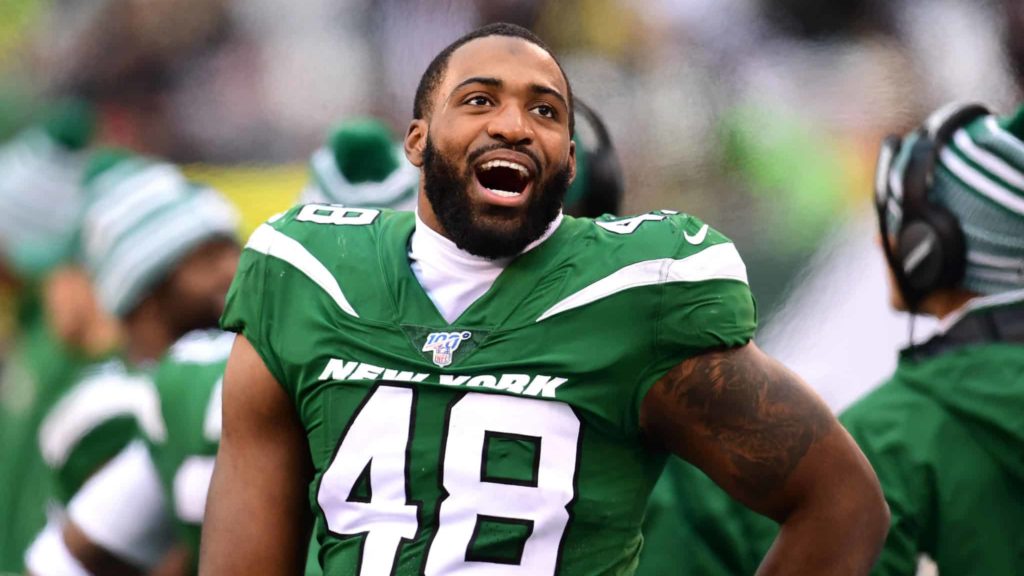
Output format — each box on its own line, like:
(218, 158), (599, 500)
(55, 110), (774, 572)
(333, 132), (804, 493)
(404, 119), (428, 167)
(566, 139), (577, 185)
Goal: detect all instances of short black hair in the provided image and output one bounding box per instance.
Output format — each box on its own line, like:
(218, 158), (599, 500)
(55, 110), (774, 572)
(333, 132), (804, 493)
(413, 22), (575, 133)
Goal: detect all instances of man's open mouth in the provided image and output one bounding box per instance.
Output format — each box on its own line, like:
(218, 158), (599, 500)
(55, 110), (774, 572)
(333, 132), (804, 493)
(475, 159), (532, 197)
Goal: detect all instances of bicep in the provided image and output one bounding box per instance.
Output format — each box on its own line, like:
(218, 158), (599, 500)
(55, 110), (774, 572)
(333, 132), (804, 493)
(640, 342), (850, 521)
(199, 334), (313, 575)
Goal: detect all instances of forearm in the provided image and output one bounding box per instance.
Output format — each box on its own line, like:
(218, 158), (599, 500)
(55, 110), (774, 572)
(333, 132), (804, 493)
(641, 343), (889, 574)
(756, 429), (890, 576)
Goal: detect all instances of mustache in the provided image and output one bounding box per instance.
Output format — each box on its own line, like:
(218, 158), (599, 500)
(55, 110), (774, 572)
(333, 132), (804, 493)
(466, 143), (541, 176)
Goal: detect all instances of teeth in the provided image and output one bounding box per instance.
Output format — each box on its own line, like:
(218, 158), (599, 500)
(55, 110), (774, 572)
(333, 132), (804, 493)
(480, 159), (529, 178)
(489, 189), (521, 197)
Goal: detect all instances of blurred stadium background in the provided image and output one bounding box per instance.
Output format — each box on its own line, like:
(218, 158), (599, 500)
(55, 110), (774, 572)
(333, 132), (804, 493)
(0, 0), (1019, 418)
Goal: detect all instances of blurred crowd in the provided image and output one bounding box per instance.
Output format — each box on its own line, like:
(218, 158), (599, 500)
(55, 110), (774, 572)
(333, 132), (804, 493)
(2, 0), (1021, 314)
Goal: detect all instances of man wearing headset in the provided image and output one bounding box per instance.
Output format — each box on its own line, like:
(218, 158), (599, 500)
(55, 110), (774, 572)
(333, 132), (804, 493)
(849, 101), (1024, 574)
(637, 102), (1024, 576)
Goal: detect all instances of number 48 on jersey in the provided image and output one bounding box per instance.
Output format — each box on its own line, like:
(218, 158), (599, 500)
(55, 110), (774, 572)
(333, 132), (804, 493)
(317, 384), (582, 575)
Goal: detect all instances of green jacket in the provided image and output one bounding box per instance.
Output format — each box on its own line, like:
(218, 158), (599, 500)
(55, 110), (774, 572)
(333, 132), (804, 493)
(842, 296), (1024, 575)
(0, 296), (88, 573)
(637, 295), (1024, 575)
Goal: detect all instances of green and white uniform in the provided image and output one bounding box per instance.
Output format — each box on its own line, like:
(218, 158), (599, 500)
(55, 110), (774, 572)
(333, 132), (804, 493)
(222, 205), (756, 575)
(0, 297), (91, 574)
(63, 331), (231, 575)
(38, 359), (154, 504)
(25, 357), (157, 576)
(841, 294), (1024, 575)
(144, 330), (231, 568)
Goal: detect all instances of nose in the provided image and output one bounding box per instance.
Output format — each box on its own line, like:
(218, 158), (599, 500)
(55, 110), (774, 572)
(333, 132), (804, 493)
(486, 104), (534, 146)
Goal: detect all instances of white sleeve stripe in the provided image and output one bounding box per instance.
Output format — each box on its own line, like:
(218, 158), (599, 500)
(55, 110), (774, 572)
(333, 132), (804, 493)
(68, 440), (174, 569)
(536, 243), (748, 322)
(245, 224), (359, 318)
(39, 376), (164, 466)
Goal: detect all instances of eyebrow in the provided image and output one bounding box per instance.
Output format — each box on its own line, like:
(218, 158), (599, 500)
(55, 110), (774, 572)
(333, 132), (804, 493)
(449, 76), (569, 110)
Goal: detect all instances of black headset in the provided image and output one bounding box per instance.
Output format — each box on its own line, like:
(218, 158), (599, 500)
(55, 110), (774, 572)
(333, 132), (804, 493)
(875, 102), (990, 311)
(571, 99), (624, 217)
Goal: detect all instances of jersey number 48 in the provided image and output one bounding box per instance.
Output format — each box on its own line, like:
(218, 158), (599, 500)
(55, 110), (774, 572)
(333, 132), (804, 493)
(317, 384), (582, 575)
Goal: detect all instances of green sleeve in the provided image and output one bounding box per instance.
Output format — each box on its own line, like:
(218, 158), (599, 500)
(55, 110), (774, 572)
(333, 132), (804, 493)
(841, 407), (930, 576)
(657, 278), (757, 355)
(220, 231), (288, 388)
(656, 219), (757, 357)
(56, 417), (139, 503)
(38, 364), (153, 504)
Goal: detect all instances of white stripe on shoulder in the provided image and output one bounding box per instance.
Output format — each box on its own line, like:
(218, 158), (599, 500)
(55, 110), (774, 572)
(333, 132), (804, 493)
(169, 330), (236, 362)
(939, 148), (1024, 215)
(537, 242), (747, 322)
(246, 224), (359, 317)
(39, 373), (164, 466)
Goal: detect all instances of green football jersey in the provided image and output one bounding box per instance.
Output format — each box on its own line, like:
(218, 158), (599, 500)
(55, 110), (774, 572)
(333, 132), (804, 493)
(143, 329), (232, 570)
(0, 296), (90, 572)
(38, 358), (156, 504)
(221, 205), (757, 576)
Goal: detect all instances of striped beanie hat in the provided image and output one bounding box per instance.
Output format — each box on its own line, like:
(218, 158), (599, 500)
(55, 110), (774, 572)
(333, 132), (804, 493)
(0, 102), (95, 278)
(300, 118), (419, 210)
(78, 150), (239, 317)
(890, 104), (1024, 295)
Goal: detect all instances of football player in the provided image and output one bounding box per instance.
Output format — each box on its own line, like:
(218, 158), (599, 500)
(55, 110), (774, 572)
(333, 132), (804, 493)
(25, 151), (240, 576)
(202, 23), (889, 575)
(0, 101), (110, 574)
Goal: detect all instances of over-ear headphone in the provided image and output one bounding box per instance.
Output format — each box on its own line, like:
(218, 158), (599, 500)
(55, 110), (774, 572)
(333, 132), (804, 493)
(875, 102), (990, 310)
(569, 99), (624, 217)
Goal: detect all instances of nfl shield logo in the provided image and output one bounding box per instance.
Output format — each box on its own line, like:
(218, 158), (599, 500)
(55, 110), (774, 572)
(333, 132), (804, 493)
(422, 331), (472, 368)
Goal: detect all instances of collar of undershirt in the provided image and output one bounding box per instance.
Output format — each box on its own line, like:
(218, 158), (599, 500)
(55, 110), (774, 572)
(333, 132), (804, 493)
(409, 210), (565, 273)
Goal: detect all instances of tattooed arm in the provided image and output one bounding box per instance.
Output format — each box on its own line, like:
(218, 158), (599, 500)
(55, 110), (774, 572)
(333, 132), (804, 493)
(640, 342), (889, 576)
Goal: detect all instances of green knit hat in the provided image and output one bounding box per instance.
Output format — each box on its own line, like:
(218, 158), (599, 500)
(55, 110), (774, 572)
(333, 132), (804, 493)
(301, 118), (419, 210)
(0, 101), (96, 278)
(78, 150), (239, 317)
(889, 103), (1024, 294)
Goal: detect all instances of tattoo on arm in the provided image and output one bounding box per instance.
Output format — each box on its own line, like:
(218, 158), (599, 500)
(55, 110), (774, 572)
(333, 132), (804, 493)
(651, 344), (834, 499)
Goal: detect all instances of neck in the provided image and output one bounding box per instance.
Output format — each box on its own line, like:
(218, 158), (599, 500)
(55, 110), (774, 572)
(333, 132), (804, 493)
(919, 288), (979, 320)
(416, 189), (446, 237)
(121, 301), (177, 365)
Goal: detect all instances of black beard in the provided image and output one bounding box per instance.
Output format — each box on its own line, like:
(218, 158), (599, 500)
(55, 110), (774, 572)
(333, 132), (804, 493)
(422, 137), (571, 259)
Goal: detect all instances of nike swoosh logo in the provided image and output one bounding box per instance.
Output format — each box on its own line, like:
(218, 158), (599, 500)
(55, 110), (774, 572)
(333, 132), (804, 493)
(684, 224), (709, 245)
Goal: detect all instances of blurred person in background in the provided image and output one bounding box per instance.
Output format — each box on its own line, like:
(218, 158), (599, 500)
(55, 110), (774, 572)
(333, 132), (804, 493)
(0, 102), (121, 575)
(50, 119), (426, 576)
(640, 102), (1024, 576)
(25, 151), (240, 576)
(846, 101), (1024, 574)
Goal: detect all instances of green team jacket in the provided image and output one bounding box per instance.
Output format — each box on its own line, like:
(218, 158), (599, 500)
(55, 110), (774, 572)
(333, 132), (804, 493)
(222, 205), (757, 576)
(842, 295), (1024, 575)
(638, 294), (1024, 575)
(0, 295), (93, 573)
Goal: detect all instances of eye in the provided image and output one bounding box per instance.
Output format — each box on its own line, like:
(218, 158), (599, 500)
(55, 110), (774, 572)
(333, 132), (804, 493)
(532, 104), (557, 119)
(464, 95), (493, 107)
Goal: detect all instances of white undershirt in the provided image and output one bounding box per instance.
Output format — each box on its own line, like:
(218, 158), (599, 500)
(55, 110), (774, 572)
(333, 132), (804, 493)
(408, 212), (563, 323)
